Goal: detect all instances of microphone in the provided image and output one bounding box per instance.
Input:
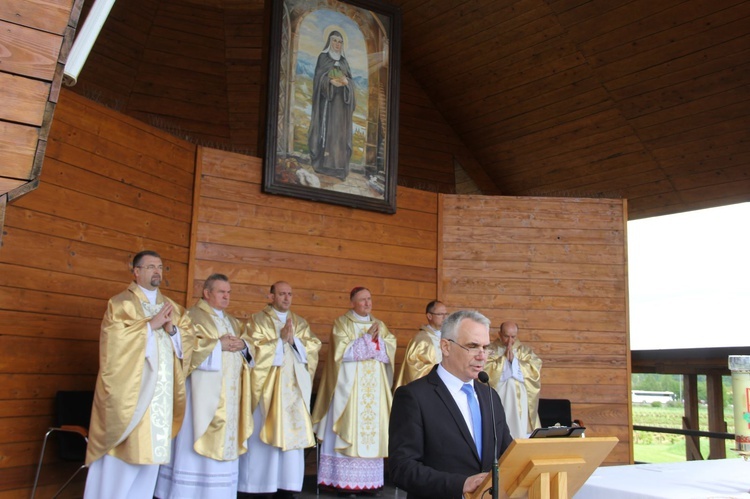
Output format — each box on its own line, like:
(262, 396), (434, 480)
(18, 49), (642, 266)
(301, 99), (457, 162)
(477, 371), (499, 499)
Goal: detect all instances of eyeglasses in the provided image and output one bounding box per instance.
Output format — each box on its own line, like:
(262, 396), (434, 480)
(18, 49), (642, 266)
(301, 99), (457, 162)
(447, 338), (490, 356)
(429, 312), (448, 316)
(135, 265), (163, 271)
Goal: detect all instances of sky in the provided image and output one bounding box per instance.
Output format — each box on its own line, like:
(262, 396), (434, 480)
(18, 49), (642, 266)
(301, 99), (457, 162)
(628, 202), (750, 350)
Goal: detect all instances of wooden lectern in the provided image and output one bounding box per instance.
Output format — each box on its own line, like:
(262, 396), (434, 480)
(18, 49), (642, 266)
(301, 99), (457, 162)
(467, 437), (618, 499)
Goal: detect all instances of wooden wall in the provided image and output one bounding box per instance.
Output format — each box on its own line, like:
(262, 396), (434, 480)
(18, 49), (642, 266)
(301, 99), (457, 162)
(223, 2), (266, 154)
(69, 0), (489, 194)
(0, 0), (80, 245)
(191, 147), (440, 380)
(0, 89), (196, 498)
(0, 89), (631, 495)
(439, 195), (631, 464)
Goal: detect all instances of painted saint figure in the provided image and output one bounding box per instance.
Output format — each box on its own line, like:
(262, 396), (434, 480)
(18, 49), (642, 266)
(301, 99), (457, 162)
(308, 30), (356, 180)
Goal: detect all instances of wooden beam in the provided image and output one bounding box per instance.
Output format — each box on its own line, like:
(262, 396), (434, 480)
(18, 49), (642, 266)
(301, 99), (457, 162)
(683, 374), (702, 460)
(632, 347), (750, 375)
(706, 373), (726, 459)
(0, 194), (5, 247)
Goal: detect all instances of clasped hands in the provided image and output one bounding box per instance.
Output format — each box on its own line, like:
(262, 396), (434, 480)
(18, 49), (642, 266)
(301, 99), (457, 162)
(219, 334), (246, 352)
(367, 322), (380, 341)
(149, 302), (175, 334)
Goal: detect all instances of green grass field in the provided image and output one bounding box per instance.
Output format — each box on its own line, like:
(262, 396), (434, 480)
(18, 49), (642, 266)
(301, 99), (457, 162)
(632, 404), (740, 462)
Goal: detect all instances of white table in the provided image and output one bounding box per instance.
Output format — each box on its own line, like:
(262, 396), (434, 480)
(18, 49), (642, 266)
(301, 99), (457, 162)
(574, 458), (750, 499)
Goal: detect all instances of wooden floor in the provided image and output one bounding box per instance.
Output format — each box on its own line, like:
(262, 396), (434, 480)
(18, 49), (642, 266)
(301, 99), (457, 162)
(33, 472), (404, 498)
(260, 476), (403, 498)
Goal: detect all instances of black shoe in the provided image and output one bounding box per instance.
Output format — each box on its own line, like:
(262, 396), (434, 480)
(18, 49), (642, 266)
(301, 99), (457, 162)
(273, 490), (299, 499)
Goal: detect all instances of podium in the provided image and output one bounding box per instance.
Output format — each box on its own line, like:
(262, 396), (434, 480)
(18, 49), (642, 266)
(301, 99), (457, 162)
(467, 437), (618, 499)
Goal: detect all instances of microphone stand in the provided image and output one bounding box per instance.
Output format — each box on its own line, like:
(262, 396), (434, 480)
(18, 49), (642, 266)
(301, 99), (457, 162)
(478, 371), (499, 499)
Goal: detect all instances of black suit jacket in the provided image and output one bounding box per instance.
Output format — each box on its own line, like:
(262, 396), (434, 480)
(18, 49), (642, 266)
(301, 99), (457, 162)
(388, 365), (513, 499)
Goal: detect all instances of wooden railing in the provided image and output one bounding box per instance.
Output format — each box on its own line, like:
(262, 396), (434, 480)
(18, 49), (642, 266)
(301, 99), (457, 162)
(631, 346), (750, 460)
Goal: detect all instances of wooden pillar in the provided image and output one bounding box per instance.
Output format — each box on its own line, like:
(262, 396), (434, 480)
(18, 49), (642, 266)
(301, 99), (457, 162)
(706, 372), (726, 459)
(683, 374), (702, 460)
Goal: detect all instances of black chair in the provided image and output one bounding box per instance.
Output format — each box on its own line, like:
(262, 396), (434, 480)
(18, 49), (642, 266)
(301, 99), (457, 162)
(537, 398), (584, 428)
(31, 390), (94, 499)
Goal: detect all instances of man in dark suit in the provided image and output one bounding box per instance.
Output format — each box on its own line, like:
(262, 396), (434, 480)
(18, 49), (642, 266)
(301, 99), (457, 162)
(389, 310), (513, 499)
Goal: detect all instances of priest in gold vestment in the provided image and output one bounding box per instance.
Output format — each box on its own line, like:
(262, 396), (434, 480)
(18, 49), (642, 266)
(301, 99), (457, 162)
(238, 281), (321, 498)
(484, 321), (542, 439)
(155, 273), (253, 498)
(394, 300), (448, 390)
(84, 251), (192, 499)
(312, 287), (397, 493)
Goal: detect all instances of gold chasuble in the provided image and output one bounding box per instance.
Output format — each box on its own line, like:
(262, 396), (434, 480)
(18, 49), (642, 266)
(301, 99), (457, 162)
(393, 325), (442, 390)
(248, 305), (321, 450)
(312, 311), (396, 458)
(484, 338), (542, 434)
(86, 282), (191, 466)
(187, 299), (253, 461)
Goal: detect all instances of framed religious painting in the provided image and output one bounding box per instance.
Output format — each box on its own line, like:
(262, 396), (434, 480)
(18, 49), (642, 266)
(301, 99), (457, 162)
(263, 0), (401, 213)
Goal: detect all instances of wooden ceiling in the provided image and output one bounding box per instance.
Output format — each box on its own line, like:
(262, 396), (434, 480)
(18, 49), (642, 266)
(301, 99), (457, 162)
(73, 0), (750, 220)
(390, 0), (750, 220)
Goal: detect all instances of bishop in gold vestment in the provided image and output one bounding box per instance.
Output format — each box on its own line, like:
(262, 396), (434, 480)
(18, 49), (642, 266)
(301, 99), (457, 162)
(238, 281), (321, 497)
(155, 274), (253, 499)
(394, 300), (448, 390)
(84, 251), (192, 499)
(312, 287), (396, 493)
(484, 321), (542, 439)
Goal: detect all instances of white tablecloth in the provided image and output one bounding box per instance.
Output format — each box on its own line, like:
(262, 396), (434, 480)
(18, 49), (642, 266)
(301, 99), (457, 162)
(574, 458), (750, 499)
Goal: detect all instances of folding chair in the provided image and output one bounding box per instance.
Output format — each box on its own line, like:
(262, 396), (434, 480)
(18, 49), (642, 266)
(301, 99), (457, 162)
(31, 390), (94, 499)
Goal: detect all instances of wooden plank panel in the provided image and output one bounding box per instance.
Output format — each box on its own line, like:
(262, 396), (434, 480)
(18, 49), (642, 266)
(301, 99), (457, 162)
(443, 226), (624, 246)
(0, 20), (62, 80)
(486, 135), (646, 190)
(195, 243), (436, 283)
(0, 179), (26, 197)
(591, 9), (750, 81)
(11, 183), (191, 247)
(0, 397), (53, 420)
(0, 285), (108, 322)
(199, 176), (438, 230)
(0, 0), (76, 34)
(0, 262), (122, 304)
(2, 206), (190, 262)
(442, 242), (625, 264)
(439, 292), (625, 313)
(0, 73), (50, 126)
(41, 158), (192, 223)
(46, 121), (195, 193)
(0, 310), (100, 341)
(0, 122), (38, 179)
(442, 261), (624, 281)
(442, 51), (589, 131)
(0, 226), (189, 295)
(0, 463), (86, 495)
(440, 195), (630, 463)
(0, 336), (97, 376)
(0, 414), (51, 443)
(0, 373), (95, 400)
(197, 223), (436, 268)
(604, 34), (749, 94)
(198, 197), (436, 250)
(53, 91), (196, 171)
(408, 1), (558, 75)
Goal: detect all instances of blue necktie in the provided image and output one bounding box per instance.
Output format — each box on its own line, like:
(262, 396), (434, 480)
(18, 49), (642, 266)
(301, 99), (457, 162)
(461, 383), (482, 458)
